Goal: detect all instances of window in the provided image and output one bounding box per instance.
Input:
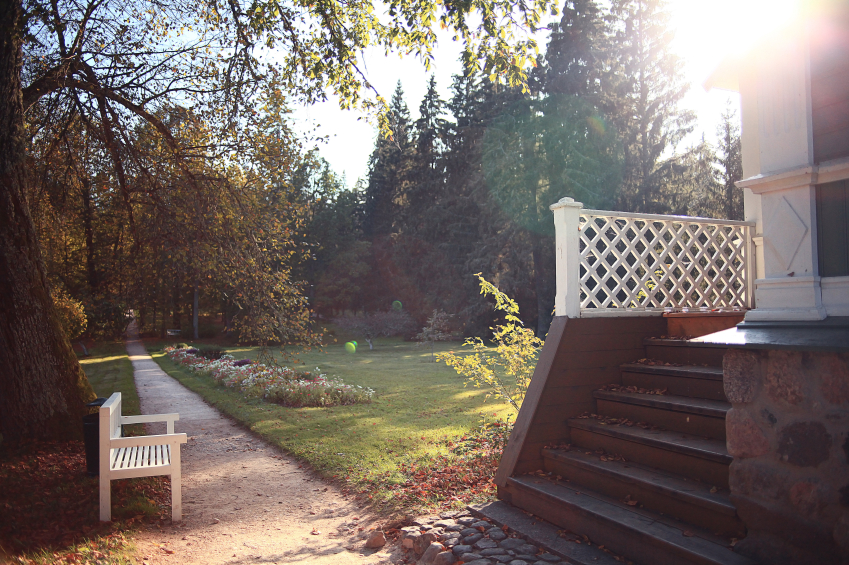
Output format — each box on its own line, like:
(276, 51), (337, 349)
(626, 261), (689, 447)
(816, 180), (849, 277)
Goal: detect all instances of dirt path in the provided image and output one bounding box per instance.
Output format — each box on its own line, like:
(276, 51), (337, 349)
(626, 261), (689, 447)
(125, 326), (402, 565)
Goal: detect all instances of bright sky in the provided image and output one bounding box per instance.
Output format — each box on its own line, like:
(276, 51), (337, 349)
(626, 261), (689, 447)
(290, 0), (804, 187)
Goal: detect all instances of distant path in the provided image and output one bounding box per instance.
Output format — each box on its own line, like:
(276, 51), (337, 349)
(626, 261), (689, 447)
(124, 321), (398, 564)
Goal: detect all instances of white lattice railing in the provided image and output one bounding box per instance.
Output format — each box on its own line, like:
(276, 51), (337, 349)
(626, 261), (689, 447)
(551, 197), (756, 317)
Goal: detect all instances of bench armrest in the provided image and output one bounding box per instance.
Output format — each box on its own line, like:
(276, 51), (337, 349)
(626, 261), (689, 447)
(111, 433), (188, 448)
(121, 413), (180, 434)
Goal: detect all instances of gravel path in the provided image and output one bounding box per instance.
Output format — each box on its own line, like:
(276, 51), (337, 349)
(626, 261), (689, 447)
(124, 324), (401, 565)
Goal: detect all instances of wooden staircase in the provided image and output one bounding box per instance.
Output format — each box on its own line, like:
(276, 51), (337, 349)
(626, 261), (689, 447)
(503, 337), (757, 565)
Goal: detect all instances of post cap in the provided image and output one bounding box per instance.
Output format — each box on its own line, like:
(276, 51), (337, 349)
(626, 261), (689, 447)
(550, 196), (584, 211)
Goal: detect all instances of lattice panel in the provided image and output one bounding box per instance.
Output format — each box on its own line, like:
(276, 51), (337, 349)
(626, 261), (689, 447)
(578, 212), (752, 311)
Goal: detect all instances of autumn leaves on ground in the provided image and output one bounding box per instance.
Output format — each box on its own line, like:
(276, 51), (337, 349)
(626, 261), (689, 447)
(0, 336), (514, 564)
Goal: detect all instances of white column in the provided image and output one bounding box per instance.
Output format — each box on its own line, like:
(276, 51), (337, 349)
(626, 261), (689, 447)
(550, 197), (583, 318)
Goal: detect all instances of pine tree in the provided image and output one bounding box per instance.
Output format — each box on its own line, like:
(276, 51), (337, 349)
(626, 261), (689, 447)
(715, 106), (743, 220)
(607, 0), (695, 214)
(363, 81), (413, 239)
(545, 0), (608, 98)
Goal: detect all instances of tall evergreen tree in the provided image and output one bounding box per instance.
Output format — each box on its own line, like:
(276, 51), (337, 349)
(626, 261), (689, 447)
(715, 106), (743, 220)
(363, 81), (413, 239)
(607, 0), (695, 214)
(545, 0), (608, 98)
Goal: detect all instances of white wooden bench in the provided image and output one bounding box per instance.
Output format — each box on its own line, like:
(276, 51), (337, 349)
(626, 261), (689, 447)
(99, 392), (187, 522)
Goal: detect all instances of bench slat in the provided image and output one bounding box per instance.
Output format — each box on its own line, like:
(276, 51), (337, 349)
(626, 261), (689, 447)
(99, 392), (184, 523)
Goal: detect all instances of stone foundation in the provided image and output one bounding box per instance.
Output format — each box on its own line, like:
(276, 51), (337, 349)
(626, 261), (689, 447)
(724, 349), (849, 564)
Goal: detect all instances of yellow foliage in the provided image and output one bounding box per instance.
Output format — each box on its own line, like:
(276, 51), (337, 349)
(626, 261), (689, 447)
(438, 274), (543, 412)
(51, 288), (87, 340)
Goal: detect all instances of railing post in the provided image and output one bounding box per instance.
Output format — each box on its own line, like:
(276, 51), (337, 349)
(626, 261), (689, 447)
(551, 197), (583, 318)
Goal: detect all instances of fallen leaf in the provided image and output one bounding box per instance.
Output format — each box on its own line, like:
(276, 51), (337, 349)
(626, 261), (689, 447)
(682, 530), (694, 537)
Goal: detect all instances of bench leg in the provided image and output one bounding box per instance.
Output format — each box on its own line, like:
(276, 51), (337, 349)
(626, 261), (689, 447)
(99, 478), (111, 522)
(171, 448), (182, 522)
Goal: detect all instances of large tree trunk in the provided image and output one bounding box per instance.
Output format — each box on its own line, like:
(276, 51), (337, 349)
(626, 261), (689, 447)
(0, 0), (95, 444)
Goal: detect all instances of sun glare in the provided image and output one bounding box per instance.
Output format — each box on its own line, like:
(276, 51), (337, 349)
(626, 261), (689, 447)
(668, 0), (804, 81)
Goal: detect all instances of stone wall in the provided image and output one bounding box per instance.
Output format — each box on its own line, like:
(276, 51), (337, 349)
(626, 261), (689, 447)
(724, 349), (849, 565)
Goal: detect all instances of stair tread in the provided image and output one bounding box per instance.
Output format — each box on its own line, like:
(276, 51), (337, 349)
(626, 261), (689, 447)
(644, 337), (729, 349)
(542, 447), (736, 516)
(568, 418), (732, 464)
(508, 475), (756, 565)
(594, 390), (730, 418)
(621, 363), (724, 379)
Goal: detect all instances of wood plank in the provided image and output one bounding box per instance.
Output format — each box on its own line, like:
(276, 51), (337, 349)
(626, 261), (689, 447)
(495, 317), (569, 486)
(814, 126), (849, 165)
(497, 316), (666, 487)
(505, 477), (756, 565)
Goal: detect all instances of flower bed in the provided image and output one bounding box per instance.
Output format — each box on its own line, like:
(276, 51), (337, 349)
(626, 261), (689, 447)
(164, 346), (374, 407)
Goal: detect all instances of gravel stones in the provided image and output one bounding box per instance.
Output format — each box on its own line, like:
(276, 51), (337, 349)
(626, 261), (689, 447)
(399, 510), (576, 565)
(486, 528), (507, 541)
(414, 532), (439, 555)
(497, 538), (525, 551)
(452, 544), (473, 556)
(421, 542), (447, 564)
(434, 550), (458, 565)
(364, 529), (386, 548)
(473, 539), (498, 550)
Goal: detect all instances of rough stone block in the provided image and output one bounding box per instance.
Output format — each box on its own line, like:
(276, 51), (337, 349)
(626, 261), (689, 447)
(414, 532), (439, 555)
(422, 542), (447, 564)
(434, 550), (458, 565)
(473, 539), (497, 550)
(486, 527), (507, 541)
(724, 349), (761, 403)
(735, 530), (840, 565)
(403, 530), (421, 549)
(766, 350), (805, 405)
(452, 544), (472, 556)
(778, 421), (832, 467)
(365, 529), (386, 548)
(498, 538), (525, 551)
(516, 544), (538, 555)
(726, 408), (770, 458)
(819, 354), (849, 405)
(833, 510), (849, 552)
(789, 479), (836, 522)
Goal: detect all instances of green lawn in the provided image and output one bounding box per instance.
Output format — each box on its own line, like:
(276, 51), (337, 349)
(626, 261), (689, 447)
(79, 342), (143, 435)
(148, 337), (514, 509)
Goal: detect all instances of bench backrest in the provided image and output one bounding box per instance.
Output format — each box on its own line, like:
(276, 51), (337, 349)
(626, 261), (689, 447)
(99, 392), (123, 446)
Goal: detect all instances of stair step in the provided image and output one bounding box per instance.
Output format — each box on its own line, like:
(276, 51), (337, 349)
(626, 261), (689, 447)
(542, 448), (744, 536)
(594, 390), (729, 439)
(567, 418), (731, 487)
(644, 338), (727, 366)
(505, 475), (756, 565)
(621, 364), (726, 401)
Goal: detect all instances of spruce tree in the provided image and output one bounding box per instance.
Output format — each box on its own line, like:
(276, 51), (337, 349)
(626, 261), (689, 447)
(715, 106), (743, 220)
(607, 0), (695, 214)
(545, 0), (608, 98)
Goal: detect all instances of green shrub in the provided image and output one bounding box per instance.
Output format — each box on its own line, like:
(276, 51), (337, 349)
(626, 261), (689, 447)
(438, 275), (543, 412)
(85, 298), (131, 340)
(51, 288), (87, 340)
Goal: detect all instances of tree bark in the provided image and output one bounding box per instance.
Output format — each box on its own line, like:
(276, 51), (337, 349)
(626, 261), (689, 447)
(81, 178), (98, 292)
(192, 278), (199, 340)
(0, 0), (95, 444)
